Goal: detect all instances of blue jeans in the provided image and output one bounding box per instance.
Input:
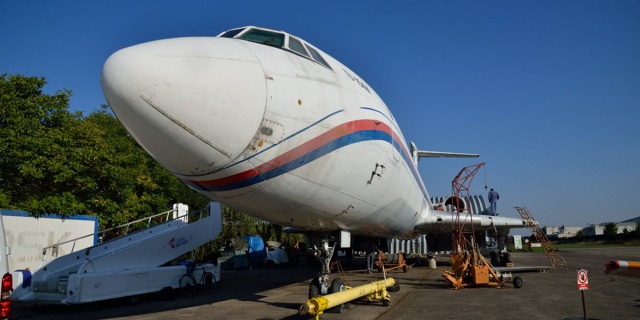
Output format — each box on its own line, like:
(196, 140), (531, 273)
(491, 201), (498, 214)
(367, 252), (376, 270)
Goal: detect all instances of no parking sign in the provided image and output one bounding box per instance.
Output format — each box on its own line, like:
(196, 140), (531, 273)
(577, 269), (589, 319)
(577, 269), (589, 290)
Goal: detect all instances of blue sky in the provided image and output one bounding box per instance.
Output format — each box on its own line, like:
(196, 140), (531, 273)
(2, 1), (639, 232)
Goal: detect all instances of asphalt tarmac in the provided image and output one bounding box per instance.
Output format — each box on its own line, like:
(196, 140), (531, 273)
(11, 247), (640, 320)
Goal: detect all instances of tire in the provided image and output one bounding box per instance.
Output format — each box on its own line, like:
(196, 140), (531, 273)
(501, 252), (511, 264)
(180, 274), (197, 297)
(513, 276), (523, 289)
(127, 294), (141, 304)
(329, 278), (345, 313)
(203, 272), (217, 294)
(382, 299), (390, 307)
(308, 279), (320, 299)
(329, 278), (345, 294)
(160, 286), (175, 301)
(490, 251), (500, 266)
(387, 284), (401, 292)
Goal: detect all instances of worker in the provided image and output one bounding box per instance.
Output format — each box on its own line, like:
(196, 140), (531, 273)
(488, 188), (500, 215)
(366, 242), (379, 274)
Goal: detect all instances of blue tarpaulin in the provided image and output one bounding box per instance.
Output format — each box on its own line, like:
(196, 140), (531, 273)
(245, 236), (266, 265)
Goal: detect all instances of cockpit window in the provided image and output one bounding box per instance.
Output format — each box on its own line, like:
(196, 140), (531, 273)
(218, 27), (332, 70)
(219, 28), (244, 38)
(288, 37), (310, 58)
(239, 29), (285, 47)
(305, 45), (331, 69)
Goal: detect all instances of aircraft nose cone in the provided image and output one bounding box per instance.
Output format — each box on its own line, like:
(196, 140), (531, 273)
(101, 37), (266, 175)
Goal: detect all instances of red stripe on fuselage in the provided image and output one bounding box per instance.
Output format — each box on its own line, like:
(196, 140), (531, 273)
(186, 119), (393, 188)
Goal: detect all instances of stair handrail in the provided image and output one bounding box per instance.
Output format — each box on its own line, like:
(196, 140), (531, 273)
(42, 204), (211, 258)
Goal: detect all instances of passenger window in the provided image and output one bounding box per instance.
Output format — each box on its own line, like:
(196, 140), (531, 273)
(288, 37), (310, 58)
(239, 29), (285, 47)
(305, 45), (331, 69)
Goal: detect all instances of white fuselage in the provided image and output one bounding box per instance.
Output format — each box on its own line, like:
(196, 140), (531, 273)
(101, 28), (522, 240)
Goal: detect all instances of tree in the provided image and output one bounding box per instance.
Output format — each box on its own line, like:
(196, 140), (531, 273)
(203, 205), (305, 257)
(0, 74), (209, 228)
(602, 222), (618, 237)
(77, 109), (211, 228)
(0, 74), (82, 214)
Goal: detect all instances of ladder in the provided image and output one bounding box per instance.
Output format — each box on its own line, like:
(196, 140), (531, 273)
(515, 207), (568, 270)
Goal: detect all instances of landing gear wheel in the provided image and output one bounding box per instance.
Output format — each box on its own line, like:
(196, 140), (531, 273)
(203, 272), (217, 293)
(329, 278), (345, 313)
(308, 279), (320, 299)
(513, 276), (523, 288)
(382, 299), (390, 307)
(180, 274), (197, 297)
(330, 278), (345, 293)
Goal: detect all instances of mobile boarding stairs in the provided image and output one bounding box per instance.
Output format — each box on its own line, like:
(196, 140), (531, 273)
(11, 202), (222, 304)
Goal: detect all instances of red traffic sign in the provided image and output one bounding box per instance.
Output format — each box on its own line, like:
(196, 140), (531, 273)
(577, 269), (589, 290)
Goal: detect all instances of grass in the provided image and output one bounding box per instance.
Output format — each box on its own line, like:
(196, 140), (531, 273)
(555, 242), (632, 249)
(508, 240), (640, 252)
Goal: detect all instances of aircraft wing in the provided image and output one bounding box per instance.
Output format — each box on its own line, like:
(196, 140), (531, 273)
(411, 208), (525, 254)
(414, 211), (525, 234)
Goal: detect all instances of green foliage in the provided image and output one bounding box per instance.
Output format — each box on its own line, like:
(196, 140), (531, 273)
(220, 205), (304, 247)
(603, 222), (618, 237)
(0, 74), (209, 228)
(202, 205), (304, 259)
(1, 74), (79, 215)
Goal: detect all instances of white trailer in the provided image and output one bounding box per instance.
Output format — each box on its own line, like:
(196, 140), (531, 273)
(0, 210), (98, 273)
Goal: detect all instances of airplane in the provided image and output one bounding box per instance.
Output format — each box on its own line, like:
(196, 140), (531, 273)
(100, 25), (525, 298)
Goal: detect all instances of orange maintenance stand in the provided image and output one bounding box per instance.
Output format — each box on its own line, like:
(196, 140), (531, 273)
(375, 250), (409, 273)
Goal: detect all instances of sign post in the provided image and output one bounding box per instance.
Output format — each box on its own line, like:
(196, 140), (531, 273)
(577, 268), (589, 320)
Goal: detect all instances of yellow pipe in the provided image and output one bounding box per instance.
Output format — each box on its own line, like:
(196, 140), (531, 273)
(299, 278), (395, 318)
(604, 260), (640, 278)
